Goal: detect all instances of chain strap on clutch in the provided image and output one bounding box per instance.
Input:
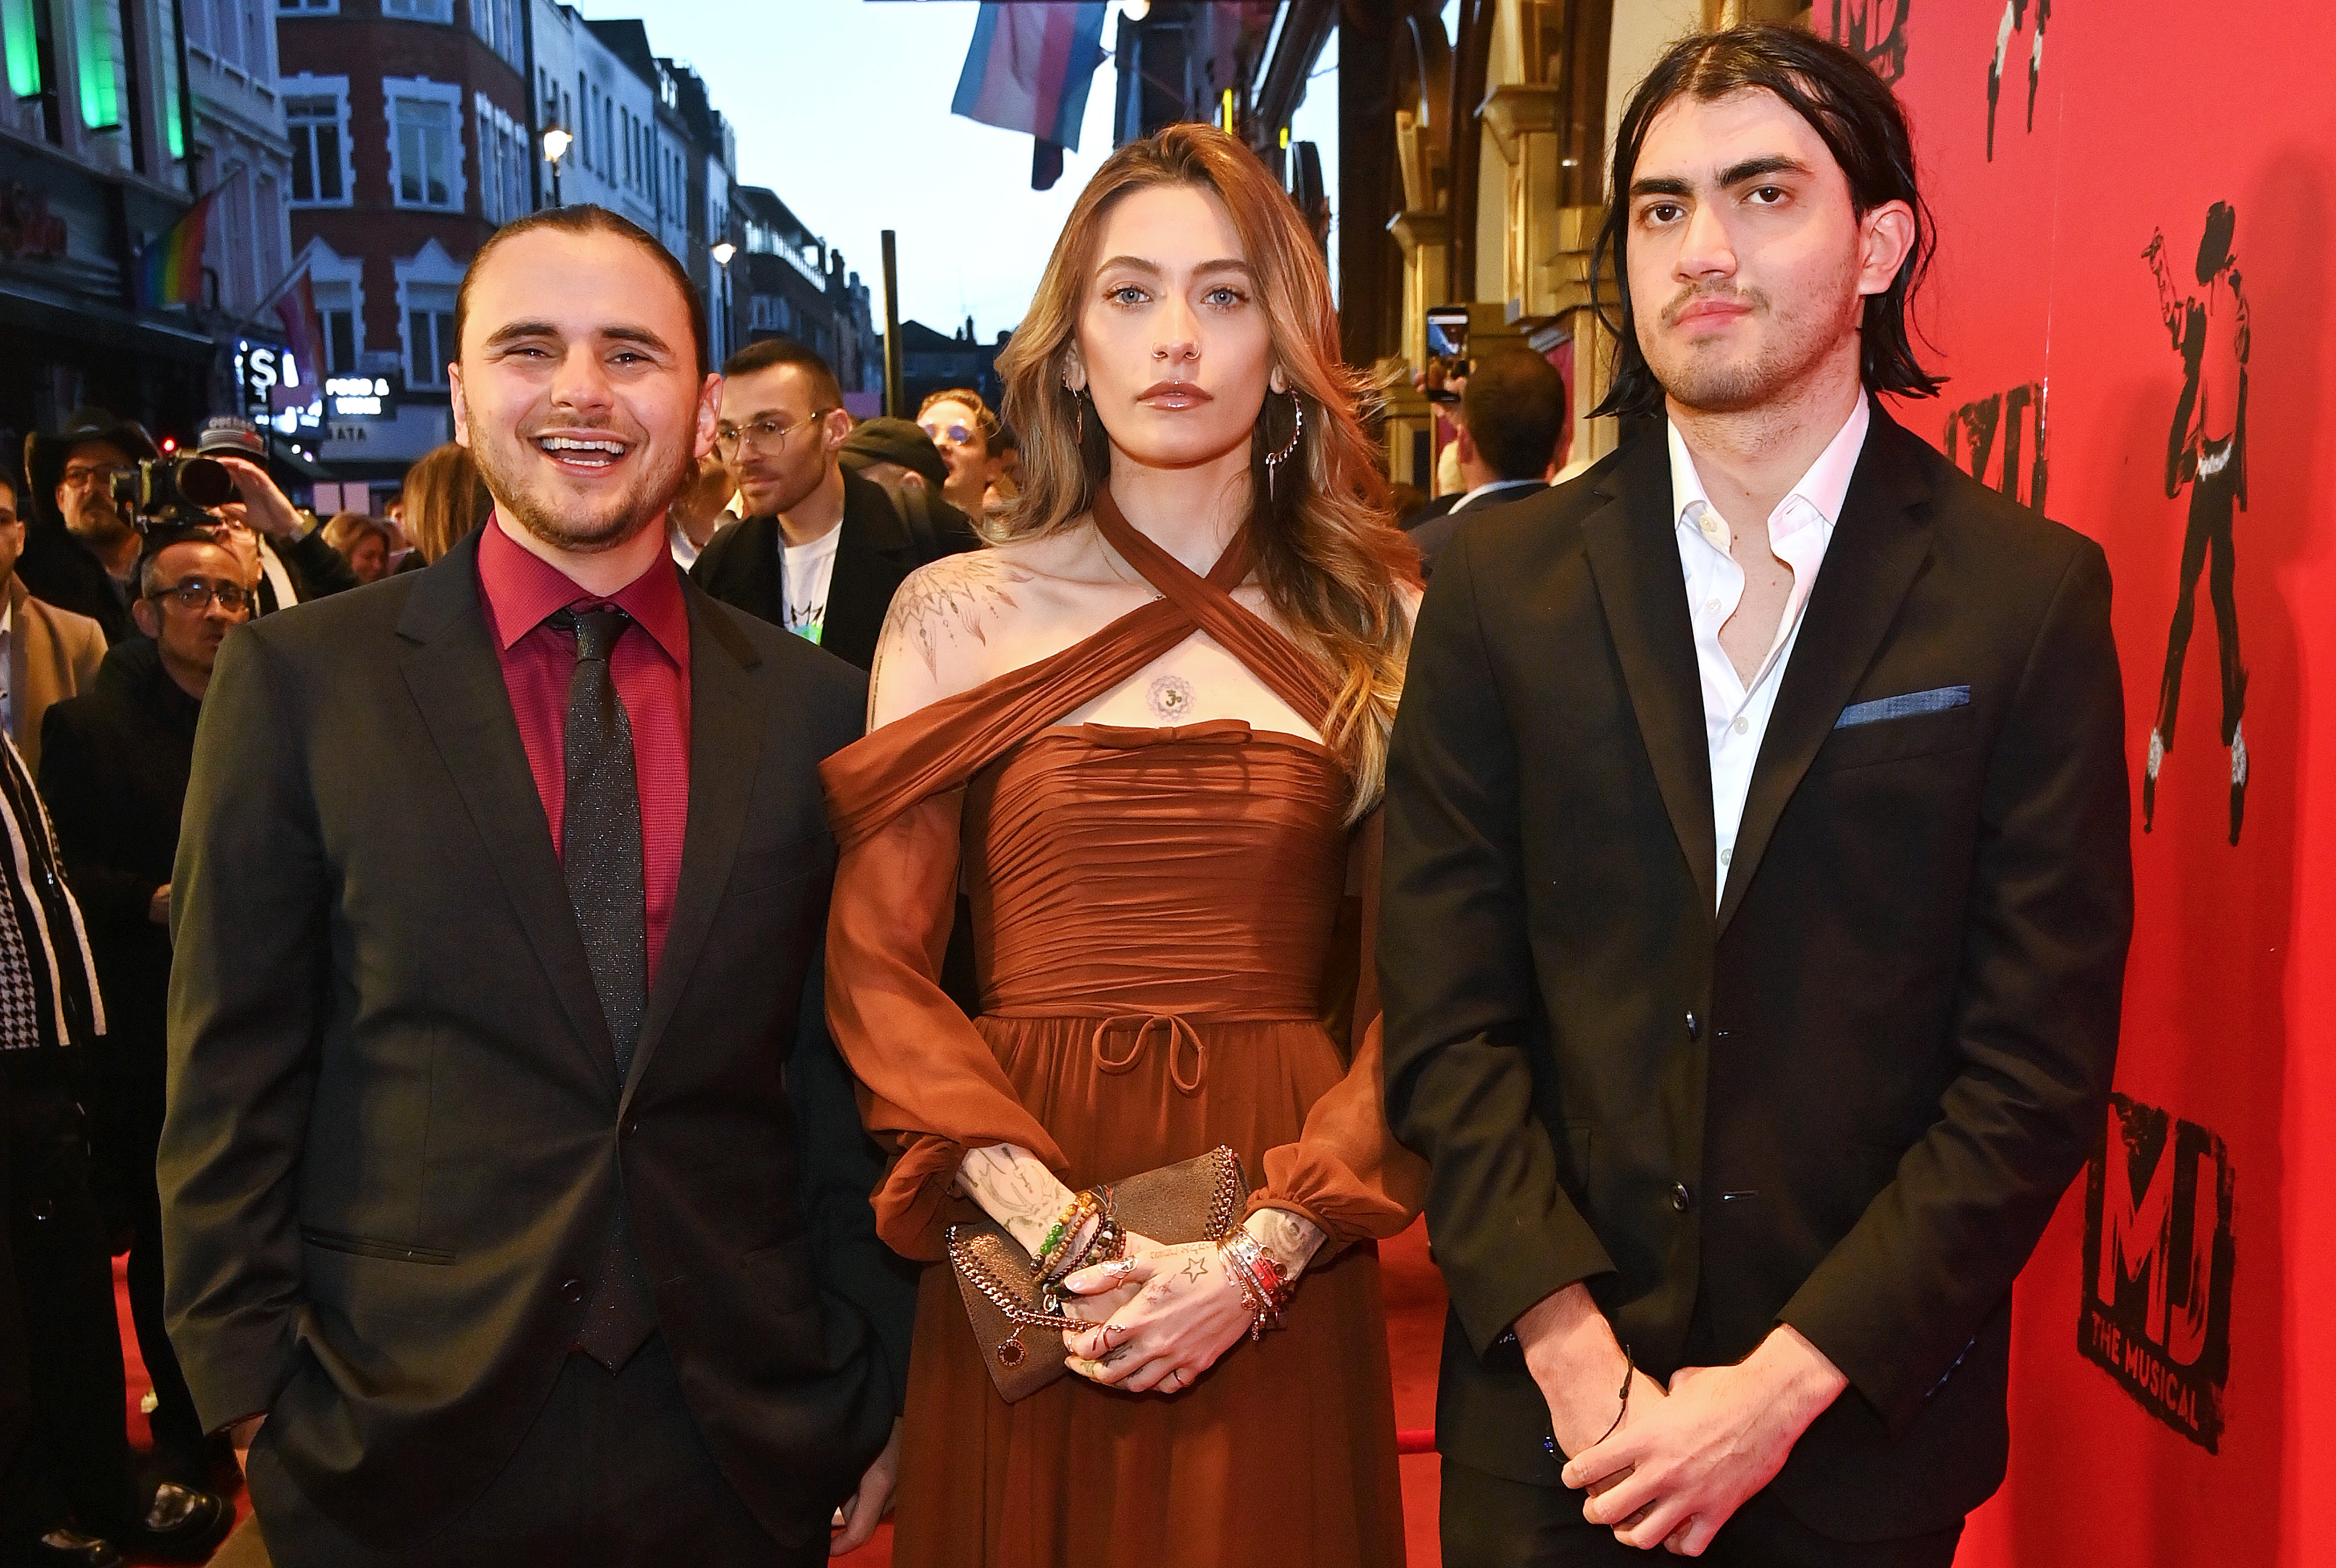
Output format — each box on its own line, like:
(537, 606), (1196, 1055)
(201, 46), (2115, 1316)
(946, 1145), (1249, 1403)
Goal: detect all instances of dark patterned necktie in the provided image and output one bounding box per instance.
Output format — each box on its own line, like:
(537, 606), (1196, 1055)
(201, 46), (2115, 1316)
(552, 606), (656, 1369)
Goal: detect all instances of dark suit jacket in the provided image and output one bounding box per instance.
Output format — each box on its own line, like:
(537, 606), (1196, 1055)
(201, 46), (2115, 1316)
(256, 527), (363, 613)
(158, 531), (913, 1549)
(1380, 405), (2132, 1539)
(16, 522), (133, 644)
(1405, 479), (1549, 578)
(690, 466), (978, 671)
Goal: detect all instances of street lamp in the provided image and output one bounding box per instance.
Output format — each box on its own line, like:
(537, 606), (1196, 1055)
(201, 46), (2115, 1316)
(542, 124), (572, 207)
(708, 241), (737, 358)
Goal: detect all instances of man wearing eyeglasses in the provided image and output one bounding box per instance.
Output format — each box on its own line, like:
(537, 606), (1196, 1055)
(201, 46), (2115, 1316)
(0, 466), (106, 777)
(38, 531), (252, 1509)
(691, 339), (977, 671)
(17, 408), (161, 645)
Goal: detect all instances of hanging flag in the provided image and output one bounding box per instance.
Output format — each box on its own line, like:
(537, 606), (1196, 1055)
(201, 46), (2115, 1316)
(137, 180), (228, 310)
(271, 267), (329, 410)
(952, 2), (1109, 185)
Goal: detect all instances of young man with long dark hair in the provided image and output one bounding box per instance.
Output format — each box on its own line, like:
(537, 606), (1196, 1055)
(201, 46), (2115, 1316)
(1383, 26), (2132, 1565)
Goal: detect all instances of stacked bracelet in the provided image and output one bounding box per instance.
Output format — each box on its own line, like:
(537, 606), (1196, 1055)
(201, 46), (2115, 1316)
(1218, 1230), (1294, 1340)
(1037, 1189), (1123, 1282)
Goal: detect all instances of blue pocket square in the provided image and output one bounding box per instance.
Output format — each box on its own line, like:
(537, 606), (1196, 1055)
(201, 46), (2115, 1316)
(1835, 685), (1971, 729)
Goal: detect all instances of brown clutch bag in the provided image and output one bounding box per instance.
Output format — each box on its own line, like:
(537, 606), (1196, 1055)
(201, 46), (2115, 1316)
(946, 1146), (1248, 1403)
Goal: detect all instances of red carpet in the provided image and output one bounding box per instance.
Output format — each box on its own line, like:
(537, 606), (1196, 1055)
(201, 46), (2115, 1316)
(118, 1223), (1453, 1566)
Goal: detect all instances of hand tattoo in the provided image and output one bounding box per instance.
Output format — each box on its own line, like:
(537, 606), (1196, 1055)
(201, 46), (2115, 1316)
(1248, 1208), (1323, 1278)
(1178, 1254), (1213, 1285)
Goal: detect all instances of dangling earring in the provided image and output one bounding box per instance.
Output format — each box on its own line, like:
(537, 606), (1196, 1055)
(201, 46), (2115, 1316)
(1067, 383), (1087, 443)
(1264, 389), (1304, 501)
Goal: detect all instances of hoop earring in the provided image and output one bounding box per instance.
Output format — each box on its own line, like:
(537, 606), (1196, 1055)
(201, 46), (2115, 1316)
(1264, 389), (1304, 501)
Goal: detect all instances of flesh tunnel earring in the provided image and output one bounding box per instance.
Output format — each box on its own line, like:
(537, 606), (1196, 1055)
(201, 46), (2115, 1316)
(1265, 389), (1304, 501)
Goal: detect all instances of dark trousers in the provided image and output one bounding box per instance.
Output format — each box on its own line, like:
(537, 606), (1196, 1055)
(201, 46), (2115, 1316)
(0, 1061), (137, 1544)
(109, 1093), (205, 1474)
(248, 1335), (829, 1568)
(2155, 445), (2246, 749)
(1440, 1457), (1963, 1568)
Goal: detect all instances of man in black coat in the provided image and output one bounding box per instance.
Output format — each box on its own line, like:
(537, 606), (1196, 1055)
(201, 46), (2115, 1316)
(1381, 29), (2132, 1567)
(159, 206), (910, 1565)
(691, 338), (977, 671)
(1403, 346), (1566, 576)
(17, 410), (156, 645)
(41, 531), (253, 1492)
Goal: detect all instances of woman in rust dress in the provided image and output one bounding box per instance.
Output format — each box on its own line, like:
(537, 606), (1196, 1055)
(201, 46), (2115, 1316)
(820, 124), (1425, 1566)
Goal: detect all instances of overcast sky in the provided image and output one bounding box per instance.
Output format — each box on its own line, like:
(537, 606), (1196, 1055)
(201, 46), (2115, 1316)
(566, 0), (1342, 340)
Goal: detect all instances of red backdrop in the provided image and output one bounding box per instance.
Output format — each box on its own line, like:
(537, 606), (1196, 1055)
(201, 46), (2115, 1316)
(1814, 2), (2336, 1563)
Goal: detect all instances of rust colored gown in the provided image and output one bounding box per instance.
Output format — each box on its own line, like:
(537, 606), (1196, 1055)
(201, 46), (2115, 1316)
(820, 492), (1426, 1567)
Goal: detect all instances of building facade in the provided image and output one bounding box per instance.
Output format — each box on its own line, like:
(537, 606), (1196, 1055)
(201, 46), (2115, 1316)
(734, 183), (878, 405)
(0, 0), (213, 444)
(276, 0), (534, 491)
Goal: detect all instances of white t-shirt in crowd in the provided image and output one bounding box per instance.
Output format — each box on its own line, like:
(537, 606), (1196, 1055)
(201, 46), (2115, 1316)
(780, 525), (842, 646)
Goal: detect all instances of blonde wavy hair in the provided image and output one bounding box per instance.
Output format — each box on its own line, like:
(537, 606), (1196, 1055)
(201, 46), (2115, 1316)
(993, 123), (1417, 818)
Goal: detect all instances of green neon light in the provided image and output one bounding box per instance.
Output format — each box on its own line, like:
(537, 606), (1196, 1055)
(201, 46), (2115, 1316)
(1, 0), (40, 100)
(75, 0), (123, 132)
(158, 0), (185, 157)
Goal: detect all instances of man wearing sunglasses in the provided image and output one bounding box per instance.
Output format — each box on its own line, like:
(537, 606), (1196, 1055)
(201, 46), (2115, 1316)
(691, 339), (976, 671)
(34, 529), (249, 1547)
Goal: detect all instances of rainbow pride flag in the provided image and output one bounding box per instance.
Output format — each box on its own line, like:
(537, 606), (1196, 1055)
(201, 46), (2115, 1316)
(952, 3), (1108, 153)
(138, 182), (224, 309)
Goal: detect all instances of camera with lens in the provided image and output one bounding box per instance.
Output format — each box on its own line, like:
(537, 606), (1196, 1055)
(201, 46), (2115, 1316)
(111, 455), (239, 531)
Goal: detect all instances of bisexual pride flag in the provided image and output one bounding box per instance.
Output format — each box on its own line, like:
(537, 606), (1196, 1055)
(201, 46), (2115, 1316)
(952, 3), (1109, 187)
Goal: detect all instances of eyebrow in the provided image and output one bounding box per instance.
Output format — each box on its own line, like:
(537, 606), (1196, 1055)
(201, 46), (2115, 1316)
(483, 321), (674, 354)
(1094, 256), (1254, 278)
(1630, 153), (1813, 200)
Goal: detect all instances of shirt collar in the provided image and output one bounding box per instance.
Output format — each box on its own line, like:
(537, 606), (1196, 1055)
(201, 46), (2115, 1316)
(1667, 395), (1870, 551)
(476, 513), (690, 668)
(1453, 478), (1547, 513)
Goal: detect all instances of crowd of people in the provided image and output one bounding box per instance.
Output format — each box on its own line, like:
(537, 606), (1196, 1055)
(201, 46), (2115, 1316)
(0, 22), (2134, 1568)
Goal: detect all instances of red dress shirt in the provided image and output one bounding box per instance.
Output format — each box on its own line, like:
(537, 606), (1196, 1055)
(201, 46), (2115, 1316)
(477, 519), (691, 984)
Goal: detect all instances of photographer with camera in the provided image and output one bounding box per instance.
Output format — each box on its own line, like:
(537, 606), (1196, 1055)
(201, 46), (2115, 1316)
(18, 409), (157, 645)
(188, 420), (360, 615)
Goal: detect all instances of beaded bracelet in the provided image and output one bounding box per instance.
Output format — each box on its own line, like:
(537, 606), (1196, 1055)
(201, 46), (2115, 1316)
(1035, 1189), (1108, 1281)
(1218, 1230), (1294, 1340)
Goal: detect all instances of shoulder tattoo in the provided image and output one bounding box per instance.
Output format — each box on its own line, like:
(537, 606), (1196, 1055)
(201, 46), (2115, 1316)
(879, 555), (1034, 681)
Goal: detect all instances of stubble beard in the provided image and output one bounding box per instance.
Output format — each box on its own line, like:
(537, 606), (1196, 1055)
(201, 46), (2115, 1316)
(65, 493), (133, 548)
(468, 416), (688, 555)
(1646, 273), (1865, 416)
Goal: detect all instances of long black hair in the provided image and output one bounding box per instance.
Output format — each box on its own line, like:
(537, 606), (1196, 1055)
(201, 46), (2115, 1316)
(1590, 24), (1940, 419)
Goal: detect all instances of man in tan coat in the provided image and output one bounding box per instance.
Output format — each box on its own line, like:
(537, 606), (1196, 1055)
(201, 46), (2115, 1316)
(0, 467), (105, 776)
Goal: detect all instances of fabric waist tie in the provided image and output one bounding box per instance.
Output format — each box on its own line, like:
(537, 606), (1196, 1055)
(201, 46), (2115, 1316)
(1092, 1012), (1208, 1096)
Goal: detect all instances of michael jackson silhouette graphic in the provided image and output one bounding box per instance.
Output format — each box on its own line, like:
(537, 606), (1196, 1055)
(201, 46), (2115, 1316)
(1987, 0), (2047, 160)
(2143, 201), (2250, 845)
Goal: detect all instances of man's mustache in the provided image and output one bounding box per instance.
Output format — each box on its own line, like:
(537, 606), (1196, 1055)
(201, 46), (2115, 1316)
(1659, 285), (1766, 327)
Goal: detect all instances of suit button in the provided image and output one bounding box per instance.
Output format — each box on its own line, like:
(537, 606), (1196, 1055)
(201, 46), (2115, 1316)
(1685, 1012), (1702, 1041)
(561, 1277), (587, 1304)
(1671, 1183), (1695, 1212)
(621, 1116), (640, 1139)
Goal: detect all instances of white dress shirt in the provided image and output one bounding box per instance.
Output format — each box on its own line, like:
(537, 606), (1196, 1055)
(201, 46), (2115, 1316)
(1670, 397), (1869, 907)
(0, 595), (13, 741)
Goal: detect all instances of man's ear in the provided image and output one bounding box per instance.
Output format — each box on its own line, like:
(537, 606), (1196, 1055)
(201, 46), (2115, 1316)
(821, 403), (853, 459)
(1453, 420), (1477, 465)
(694, 371), (723, 462)
(448, 363), (472, 450)
(131, 594), (160, 640)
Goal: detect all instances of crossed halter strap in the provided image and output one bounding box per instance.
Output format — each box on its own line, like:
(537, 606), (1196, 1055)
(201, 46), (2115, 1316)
(819, 486), (1338, 852)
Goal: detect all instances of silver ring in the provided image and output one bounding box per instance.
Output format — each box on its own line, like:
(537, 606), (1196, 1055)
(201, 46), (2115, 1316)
(1163, 1368), (1181, 1390)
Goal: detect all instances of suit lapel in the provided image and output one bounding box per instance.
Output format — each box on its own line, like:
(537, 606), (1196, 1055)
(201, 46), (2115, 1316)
(621, 587), (766, 1108)
(1715, 408), (1938, 934)
(821, 472), (913, 670)
(7, 581), (32, 749)
(396, 536), (618, 1090)
(1581, 433), (1719, 917)
(725, 514), (785, 627)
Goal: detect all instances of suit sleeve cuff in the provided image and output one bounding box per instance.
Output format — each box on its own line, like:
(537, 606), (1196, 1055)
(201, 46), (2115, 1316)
(1446, 1218), (1615, 1360)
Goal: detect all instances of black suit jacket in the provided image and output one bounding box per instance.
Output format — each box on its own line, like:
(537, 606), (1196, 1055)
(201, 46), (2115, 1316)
(1381, 405), (2132, 1539)
(17, 522), (133, 644)
(158, 531), (913, 1549)
(690, 466), (978, 671)
(1406, 479), (1549, 578)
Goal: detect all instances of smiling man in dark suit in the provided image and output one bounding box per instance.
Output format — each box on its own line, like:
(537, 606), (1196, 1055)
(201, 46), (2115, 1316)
(691, 339), (977, 670)
(1382, 27), (2132, 1568)
(158, 204), (910, 1567)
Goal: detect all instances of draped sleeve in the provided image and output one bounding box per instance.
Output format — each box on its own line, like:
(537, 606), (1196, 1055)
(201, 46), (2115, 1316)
(1251, 808), (1427, 1252)
(823, 788), (1067, 1259)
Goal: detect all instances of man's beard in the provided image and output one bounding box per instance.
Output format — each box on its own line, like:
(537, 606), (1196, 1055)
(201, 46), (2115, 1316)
(467, 416), (689, 555)
(1645, 276), (1863, 414)
(65, 493), (132, 546)
(739, 450), (826, 519)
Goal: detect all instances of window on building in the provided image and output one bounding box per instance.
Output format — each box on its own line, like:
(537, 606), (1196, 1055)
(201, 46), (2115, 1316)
(287, 90), (348, 204)
(382, 0), (453, 21)
(406, 285), (457, 387)
(278, 0), (337, 12)
(391, 92), (457, 208)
